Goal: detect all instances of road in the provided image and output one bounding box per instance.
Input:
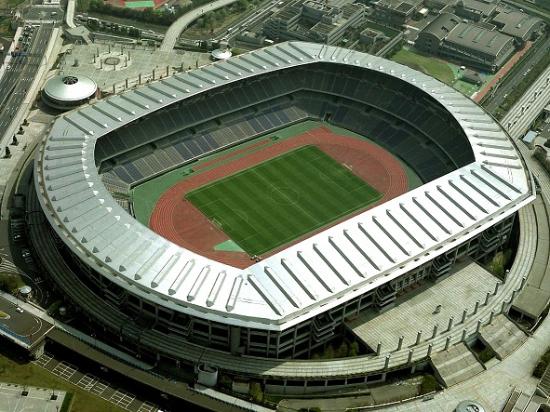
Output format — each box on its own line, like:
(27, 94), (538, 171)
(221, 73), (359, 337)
(484, 35), (550, 113)
(159, 0), (239, 52)
(501, 63), (550, 139)
(0, 23), (52, 149)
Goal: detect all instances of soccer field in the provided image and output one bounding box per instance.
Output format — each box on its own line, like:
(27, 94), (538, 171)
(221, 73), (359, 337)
(186, 145), (382, 256)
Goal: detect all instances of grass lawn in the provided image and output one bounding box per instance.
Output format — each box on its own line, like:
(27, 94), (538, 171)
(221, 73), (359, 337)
(0, 0), (25, 7)
(0, 353), (124, 412)
(186, 145), (381, 256)
(391, 48), (456, 85)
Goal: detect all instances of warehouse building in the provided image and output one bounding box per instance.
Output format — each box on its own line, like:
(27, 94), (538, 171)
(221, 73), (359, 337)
(416, 12), (516, 71)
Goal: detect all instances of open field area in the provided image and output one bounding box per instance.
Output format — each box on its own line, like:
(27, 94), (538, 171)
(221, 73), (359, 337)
(186, 145), (381, 256)
(391, 47), (498, 98)
(391, 48), (456, 84)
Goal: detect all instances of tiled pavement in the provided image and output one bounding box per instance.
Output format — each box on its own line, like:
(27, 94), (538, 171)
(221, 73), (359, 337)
(32, 352), (159, 412)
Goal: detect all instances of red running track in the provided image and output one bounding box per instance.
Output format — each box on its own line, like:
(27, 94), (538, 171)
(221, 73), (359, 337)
(149, 126), (409, 269)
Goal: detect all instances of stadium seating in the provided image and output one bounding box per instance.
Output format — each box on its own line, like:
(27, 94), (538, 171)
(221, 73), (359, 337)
(95, 63), (474, 186)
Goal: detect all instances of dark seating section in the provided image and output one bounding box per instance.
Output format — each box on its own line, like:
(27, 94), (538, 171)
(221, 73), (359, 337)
(95, 63), (474, 186)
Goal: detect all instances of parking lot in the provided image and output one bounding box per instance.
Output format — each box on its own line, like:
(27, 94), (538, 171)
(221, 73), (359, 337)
(32, 352), (160, 412)
(0, 382), (66, 412)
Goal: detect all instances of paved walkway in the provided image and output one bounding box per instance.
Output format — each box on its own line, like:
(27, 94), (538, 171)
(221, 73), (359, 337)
(390, 312), (549, 411)
(348, 260), (497, 352)
(473, 41), (532, 103)
(159, 0), (238, 52)
(0, 382), (66, 412)
(32, 352), (159, 412)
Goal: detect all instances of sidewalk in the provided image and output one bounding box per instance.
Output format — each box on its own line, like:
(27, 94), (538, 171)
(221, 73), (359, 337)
(473, 41), (532, 103)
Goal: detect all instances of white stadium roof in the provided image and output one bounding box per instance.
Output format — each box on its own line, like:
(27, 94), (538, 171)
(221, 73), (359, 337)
(35, 41), (535, 331)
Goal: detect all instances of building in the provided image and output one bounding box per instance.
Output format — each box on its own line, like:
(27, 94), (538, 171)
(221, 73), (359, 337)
(454, 0), (498, 22)
(491, 9), (545, 45)
(373, 0), (424, 27)
(29, 41), (533, 385)
(359, 28), (386, 45)
(41, 74), (97, 110)
(416, 13), (516, 71)
(264, 1), (365, 45)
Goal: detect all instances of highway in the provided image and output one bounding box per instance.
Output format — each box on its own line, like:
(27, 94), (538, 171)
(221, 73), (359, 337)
(501, 62), (550, 140)
(484, 35), (550, 113)
(0, 23), (53, 144)
(159, 0), (239, 52)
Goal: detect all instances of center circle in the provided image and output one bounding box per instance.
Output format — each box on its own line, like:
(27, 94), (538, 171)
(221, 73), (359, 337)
(104, 57), (121, 66)
(270, 186), (299, 205)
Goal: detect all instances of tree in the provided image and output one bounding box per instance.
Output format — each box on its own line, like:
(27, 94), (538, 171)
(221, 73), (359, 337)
(249, 382), (263, 402)
(349, 341), (360, 357)
(236, 0), (248, 12)
(419, 375), (438, 394)
(336, 341), (348, 358)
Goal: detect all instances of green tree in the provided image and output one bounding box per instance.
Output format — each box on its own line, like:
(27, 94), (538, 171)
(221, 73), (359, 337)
(419, 375), (438, 394)
(249, 382), (263, 402)
(348, 341), (360, 357)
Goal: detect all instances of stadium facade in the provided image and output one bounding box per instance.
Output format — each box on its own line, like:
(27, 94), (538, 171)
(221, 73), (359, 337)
(32, 42), (534, 363)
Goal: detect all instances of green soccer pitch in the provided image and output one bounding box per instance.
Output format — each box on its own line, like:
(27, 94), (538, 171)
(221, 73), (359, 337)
(186, 145), (382, 256)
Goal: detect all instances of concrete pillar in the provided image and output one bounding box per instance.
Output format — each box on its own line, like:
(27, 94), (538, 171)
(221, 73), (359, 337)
(166, 65), (169, 76)
(488, 310), (495, 325)
(447, 316), (454, 332)
(384, 354), (390, 370)
(444, 336), (451, 350)
(427, 343), (433, 357)
(407, 349), (414, 364)
(473, 300), (480, 315)
(476, 319), (482, 333)
(112, 84), (116, 93)
(520, 276), (527, 289)
(461, 329), (467, 342)
(511, 289), (518, 301)
(230, 327), (241, 354)
(152, 69), (156, 80)
(484, 292), (490, 306)
(494, 282), (500, 295)
(415, 330), (422, 346)
(376, 342), (382, 356)
(461, 309), (467, 324)
(30, 340), (45, 360)
(432, 324), (438, 339)
(125, 78), (128, 88)
(501, 299), (508, 314)
(397, 335), (404, 351)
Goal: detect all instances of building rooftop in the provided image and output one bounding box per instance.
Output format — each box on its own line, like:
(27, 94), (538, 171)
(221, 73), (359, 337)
(42, 74), (97, 102)
(492, 9), (544, 40)
(34, 42), (534, 331)
(376, 0), (422, 14)
(456, 0), (498, 16)
(446, 22), (514, 56)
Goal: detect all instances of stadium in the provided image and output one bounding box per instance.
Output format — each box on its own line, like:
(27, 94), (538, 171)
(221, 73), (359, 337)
(28, 42), (534, 388)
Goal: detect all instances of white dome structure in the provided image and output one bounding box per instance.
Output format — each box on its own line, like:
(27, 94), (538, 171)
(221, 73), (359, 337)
(42, 75), (97, 110)
(211, 48), (232, 60)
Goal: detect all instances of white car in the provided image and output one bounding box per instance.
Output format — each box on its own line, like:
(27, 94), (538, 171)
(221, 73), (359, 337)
(15, 307), (23, 313)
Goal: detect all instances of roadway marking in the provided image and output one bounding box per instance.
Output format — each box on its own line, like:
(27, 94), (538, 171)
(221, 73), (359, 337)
(90, 380), (109, 396)
(137, 401), (158, 412)
(110, 389), (135, 408)
(76, 373), (98, 390)
(32, 353), (53, 368)
(51, 361), (78, 380)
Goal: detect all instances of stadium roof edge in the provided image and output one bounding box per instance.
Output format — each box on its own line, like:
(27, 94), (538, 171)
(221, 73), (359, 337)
(34, 41), (535, 331)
